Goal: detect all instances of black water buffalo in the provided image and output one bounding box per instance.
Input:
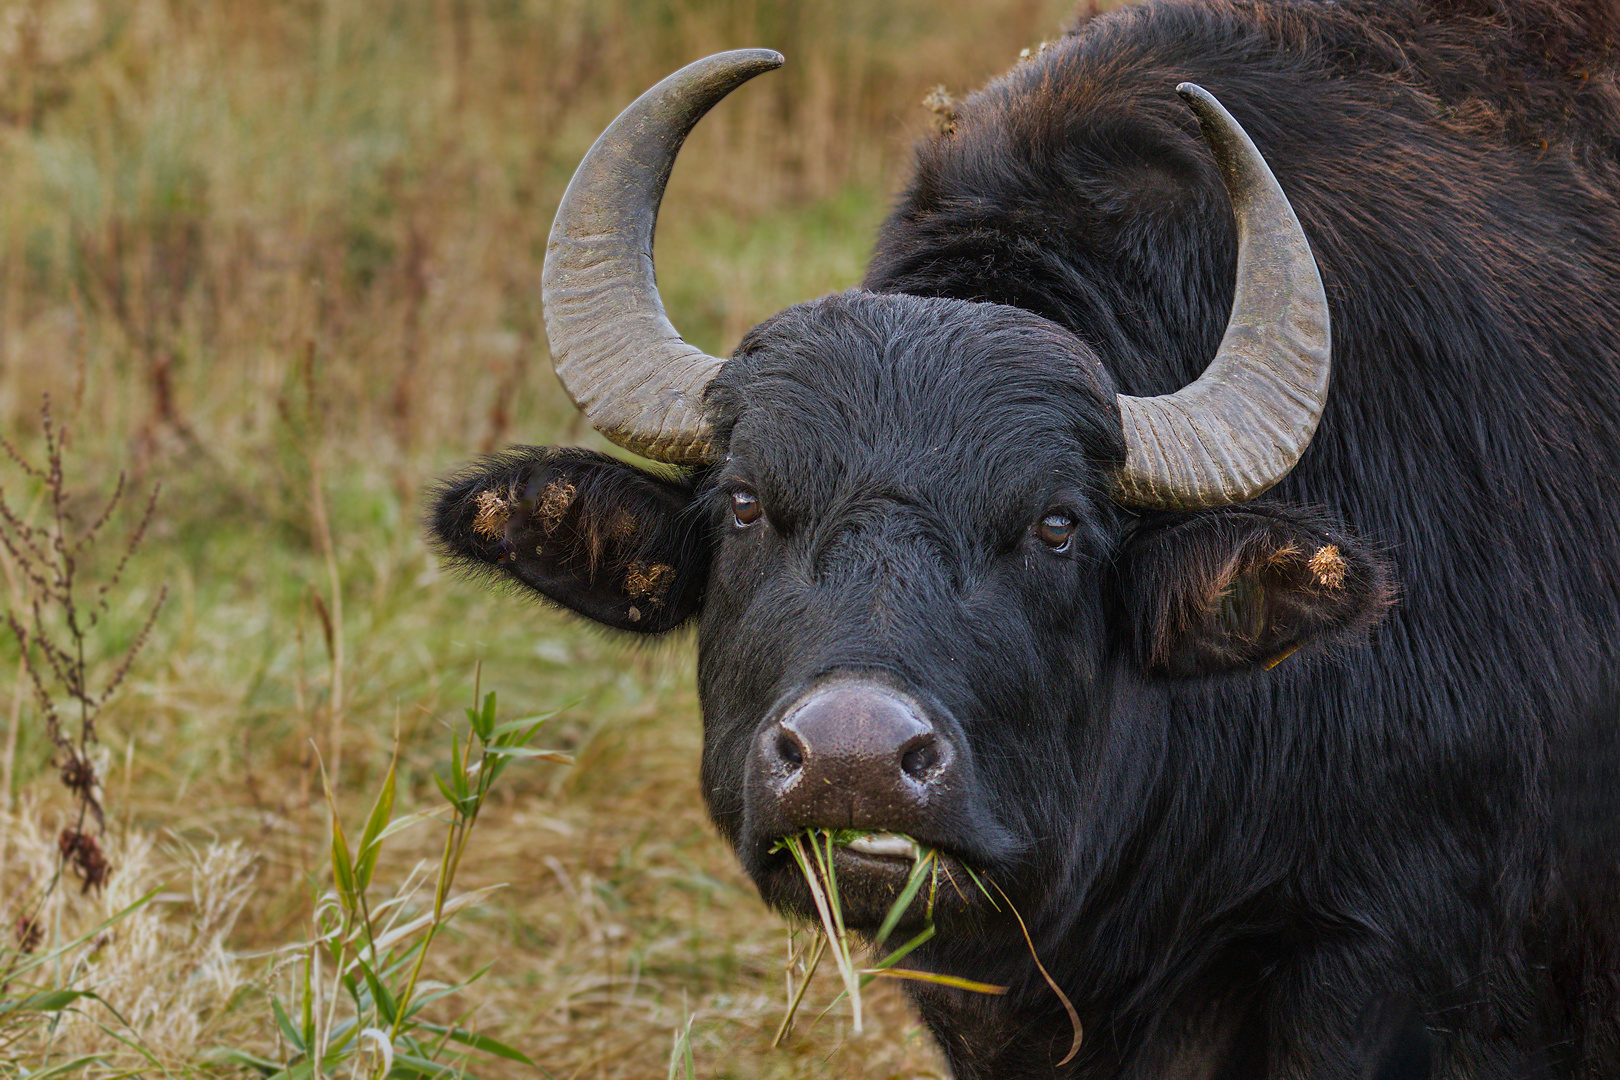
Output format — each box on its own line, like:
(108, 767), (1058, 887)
(429, 0), (1620, 1075)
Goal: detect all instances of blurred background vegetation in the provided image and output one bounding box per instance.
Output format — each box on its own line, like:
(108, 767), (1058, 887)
(0, 0), (1091, 1075)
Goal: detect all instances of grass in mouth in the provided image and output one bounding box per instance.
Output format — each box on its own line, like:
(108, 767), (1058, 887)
(769, 829), (1007, 1043)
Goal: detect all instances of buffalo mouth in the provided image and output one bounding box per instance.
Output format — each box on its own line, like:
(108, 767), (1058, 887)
(755, 829), (995, 934)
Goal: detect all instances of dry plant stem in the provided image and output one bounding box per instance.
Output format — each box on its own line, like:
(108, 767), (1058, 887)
(789, 834), (863, 1033)
(391, 733), (477, 1045)
(0, 398), (165, 896)
(772, 929), (828, 1047)
(2, 656), (21, 814)
(308, 459), (345, 779)
(991, 879), (1083, 1066)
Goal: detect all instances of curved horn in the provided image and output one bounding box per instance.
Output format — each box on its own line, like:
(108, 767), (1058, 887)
(1111, 83), (1332, 510)
(542, 50), (784, 465)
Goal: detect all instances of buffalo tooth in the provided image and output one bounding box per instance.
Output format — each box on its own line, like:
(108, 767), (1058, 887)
(844, 833), (920, 861)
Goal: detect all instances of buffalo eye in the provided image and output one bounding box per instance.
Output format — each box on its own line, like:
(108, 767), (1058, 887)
(731, 488), (763, 528)
(1037, 511), (1077, 551)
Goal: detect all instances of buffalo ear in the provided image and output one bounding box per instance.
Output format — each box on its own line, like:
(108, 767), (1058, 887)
(1117, 507), (1394, 677)
(427, 447), (708, 633)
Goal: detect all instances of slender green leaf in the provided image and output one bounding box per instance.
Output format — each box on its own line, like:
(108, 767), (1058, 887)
(0, 890), (159, 983)
(357, 958), (399, 1026)
(866, 923), (937, 976)
(400, 965), (492, 1021)
(479, 746), (571, 762)
(860, 967), (1007, 994)
(371, 805), (455, 848)
(356, 759), (399, 891)
(13, 1054), (110, 1080)
(0, 989), (89, 1018)
(20, 989), (92, 1013)
(487, 709), (564, 739)
(874, 850), (935, 947)
(465, 691), (496, 742)
(322, 768), (359, 907)
(431, 770), (460, 810)
(272, 997), (306, 1053)
(414, 1022), (537, 1066)
(300, 950), (316, 1049)
(205, 1047), (281, 1076)
(388, 1051), (462, 1079)
(449, 730), (469, 801)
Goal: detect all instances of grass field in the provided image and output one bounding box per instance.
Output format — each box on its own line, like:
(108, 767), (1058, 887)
(0, 1), (1092, 1076)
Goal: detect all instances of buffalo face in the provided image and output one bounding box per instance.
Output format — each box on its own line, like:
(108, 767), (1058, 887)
(430, 289), (1393, 935)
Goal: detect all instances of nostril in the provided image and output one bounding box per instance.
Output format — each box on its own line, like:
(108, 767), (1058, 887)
(901, 736), (941, 779)
(775, 731), (805, 769)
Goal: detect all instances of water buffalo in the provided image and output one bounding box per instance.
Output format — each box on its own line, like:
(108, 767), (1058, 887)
(429, 0), (1620, 1075)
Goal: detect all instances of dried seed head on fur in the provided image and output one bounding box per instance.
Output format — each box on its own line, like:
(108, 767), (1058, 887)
(923, 85), (958, 136)
(625, 561), (675, 605)
(472, 489), (510, 540)
(1309, 544), (1347, 589)
(537, 480), (576, 534)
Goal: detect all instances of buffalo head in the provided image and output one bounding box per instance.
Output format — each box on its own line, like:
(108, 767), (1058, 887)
(429, 49), (1392, 974)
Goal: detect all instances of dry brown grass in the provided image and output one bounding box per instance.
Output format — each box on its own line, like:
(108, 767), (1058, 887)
(0, 0), (1100, 1075)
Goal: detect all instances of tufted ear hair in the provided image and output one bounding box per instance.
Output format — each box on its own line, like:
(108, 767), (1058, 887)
(1116, 506), (1394, 677)
(427, 447), (709, 633)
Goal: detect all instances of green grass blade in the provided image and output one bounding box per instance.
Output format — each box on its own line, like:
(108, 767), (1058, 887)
(14, 1055), (111, 1080)
(873, 849), (934, 948)
(0, 890), (159, 983)
(860, 968), (1008, 994)
(866, 923), (936, 976)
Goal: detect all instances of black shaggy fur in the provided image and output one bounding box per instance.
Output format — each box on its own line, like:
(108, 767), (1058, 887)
(429, 1), (1620, 1076)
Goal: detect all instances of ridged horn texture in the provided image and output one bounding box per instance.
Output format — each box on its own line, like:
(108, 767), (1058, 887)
(1111, 83), (1332, 510)
(542, 49), (784, 465)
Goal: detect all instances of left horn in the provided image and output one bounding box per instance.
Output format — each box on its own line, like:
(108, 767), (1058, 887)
(1111, 83), (1332, 510)
(542, 50), (784, 465)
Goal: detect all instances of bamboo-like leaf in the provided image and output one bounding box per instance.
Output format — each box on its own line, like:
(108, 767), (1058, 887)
(465, 691), (497, 742)
(371, 806), (455, 848)
(388, 1050), (462, 1078)
(272, 997), (306, 1053)
(449, 730), (470, 803)
(359, 1027), (395, 1074)
(300, 949), (316, 1050)
(359, 886), (507, 962)
(321, 766), (358, 907)
(487, 708), (565, 740)
(205, 1047), (280, 1076)
(413, 1022), (538, 1067)
(431, 770), (459, 811)
(265, 1060), (316, 1080)
(355, 758), (398, 892)
(479, 746), (571, 762)
(330, 822), (357, 908)
(356, 958), (398, 1026)
(399, 965), (493, 1021)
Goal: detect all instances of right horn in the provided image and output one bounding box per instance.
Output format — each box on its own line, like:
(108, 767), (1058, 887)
(1111, 83), (1332, 510)
(541, 50), (784, 466)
